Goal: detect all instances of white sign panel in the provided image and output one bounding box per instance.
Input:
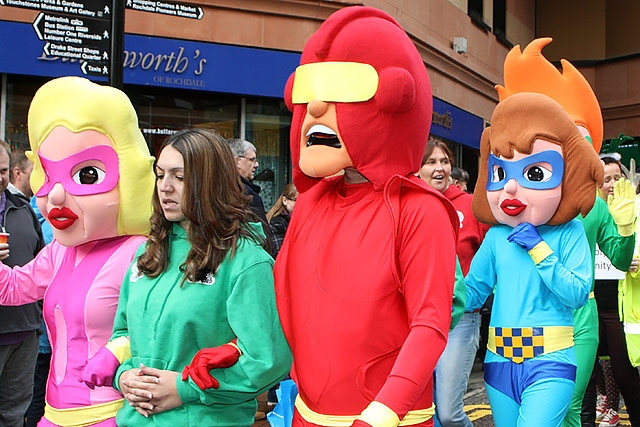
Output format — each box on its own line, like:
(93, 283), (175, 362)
(594, 244), (626, 280)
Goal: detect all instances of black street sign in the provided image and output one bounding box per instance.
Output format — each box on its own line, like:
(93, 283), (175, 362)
(125, 0), (203, 20)
(33, 12), (111, 52)
(1, 0), (112, 77)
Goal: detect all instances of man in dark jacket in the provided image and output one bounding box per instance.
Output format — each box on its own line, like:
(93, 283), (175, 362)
(0, 140), (45, 427)
(8, 148), (34, 203)
(226, 138), (269, 223)
(226, 138), (275, 259)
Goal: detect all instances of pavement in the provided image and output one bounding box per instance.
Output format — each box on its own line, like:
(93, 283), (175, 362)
(252, 358), (633, 427)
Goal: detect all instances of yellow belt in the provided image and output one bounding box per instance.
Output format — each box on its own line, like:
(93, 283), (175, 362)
(488, 326), (574, 363)
(590, 291), (595, 299)
(295, 395), (434, 426)
(44, 399), (123, 427)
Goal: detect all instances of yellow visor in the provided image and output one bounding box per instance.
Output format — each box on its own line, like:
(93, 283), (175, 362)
(292, 62), (379, 104)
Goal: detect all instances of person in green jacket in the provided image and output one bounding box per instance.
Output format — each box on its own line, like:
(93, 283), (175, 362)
(83, 128), (292, 426)
(574, 181), (635, 427)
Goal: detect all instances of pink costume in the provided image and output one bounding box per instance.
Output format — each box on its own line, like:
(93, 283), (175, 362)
(0, 77), (155, 426)
(0, 236), (145, 426)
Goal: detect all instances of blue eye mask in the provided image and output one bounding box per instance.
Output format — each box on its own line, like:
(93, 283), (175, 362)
(486, 150), (564, 191)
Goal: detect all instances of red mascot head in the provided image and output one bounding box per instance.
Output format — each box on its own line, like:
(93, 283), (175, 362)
(284, 6), (432, 192)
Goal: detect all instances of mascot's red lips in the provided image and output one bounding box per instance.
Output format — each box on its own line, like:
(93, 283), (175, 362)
(500, 199), (526, 216)
(48, 207), (79, 230)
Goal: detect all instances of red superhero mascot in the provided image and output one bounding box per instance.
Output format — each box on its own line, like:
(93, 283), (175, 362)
(274, 6), (459, 427)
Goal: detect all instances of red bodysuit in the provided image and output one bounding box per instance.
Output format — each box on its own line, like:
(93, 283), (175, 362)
(275, 176), (458, 426)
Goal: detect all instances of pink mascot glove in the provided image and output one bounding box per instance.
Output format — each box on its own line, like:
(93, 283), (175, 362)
(181, 339), (242, 390)
(80, 336), (131, 389)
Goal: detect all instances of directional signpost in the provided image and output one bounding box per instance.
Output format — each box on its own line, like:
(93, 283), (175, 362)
(0, 0), (113, 78)
(33, 11), (111, 76)
(1, 0), (205, 83)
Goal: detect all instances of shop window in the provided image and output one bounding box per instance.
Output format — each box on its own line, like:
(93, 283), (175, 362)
(245, 97), (292, 209)
(3, 75), (48, 150)
(127, 85), (239, 156)
(1, 77), (292, 210)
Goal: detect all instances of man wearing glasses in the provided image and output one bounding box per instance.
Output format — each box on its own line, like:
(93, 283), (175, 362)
(227, 138), (271, 254)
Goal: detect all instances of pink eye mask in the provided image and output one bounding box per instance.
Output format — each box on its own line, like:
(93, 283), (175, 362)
(36, 145), (120, 197)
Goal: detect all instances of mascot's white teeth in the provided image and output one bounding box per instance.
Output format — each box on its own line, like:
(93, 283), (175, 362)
(306, 124), (336, 137)
(306, 124), (342, 148)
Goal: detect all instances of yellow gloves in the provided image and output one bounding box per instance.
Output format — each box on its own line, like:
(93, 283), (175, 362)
(608, 178), (636, 237)
(356, 401), (399, 427)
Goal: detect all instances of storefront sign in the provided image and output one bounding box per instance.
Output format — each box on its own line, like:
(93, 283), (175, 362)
(0, 20), (300, 98)
(432, 97), (483, 149)
(121, 35), (299, 96)
(125, 0), (203, 19)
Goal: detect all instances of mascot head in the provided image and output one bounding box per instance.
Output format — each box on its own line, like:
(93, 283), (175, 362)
(27, 77), (155, 247)
(473, 38), (604, 227)
(472, 93), (603, 227)
(284, 6), (432, 191)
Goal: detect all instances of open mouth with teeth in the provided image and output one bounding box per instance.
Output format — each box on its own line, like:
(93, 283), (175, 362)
(306, 124), (341, 148)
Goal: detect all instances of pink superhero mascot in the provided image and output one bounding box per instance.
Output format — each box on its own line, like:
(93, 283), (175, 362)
(0, 77), (155, 426)
(274, 6), (459, 427)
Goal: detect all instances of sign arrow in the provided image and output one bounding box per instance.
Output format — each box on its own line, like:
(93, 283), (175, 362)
(32, 13), (44, 40)
(43, 42), (50, 56)
(81, 61), (88, 75)
(198, 7), (203, 19)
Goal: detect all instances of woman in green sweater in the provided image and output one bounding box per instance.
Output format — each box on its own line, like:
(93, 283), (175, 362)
(89, 128), (292, 426)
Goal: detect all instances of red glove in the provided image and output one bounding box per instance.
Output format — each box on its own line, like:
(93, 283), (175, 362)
(181, 340), (241, 390)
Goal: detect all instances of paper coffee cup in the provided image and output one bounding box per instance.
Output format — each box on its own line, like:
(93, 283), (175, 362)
(0, 232), (9, 244)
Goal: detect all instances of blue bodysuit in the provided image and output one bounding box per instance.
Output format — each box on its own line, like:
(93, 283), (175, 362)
(466, 219), (592, 427)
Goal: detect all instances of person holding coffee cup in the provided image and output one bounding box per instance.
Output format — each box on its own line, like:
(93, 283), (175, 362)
(0, 138), (45, 427)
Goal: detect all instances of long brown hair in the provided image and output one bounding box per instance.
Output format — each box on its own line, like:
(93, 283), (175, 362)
(266, 182), (298, 222)
(137, 128), (263, 283)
